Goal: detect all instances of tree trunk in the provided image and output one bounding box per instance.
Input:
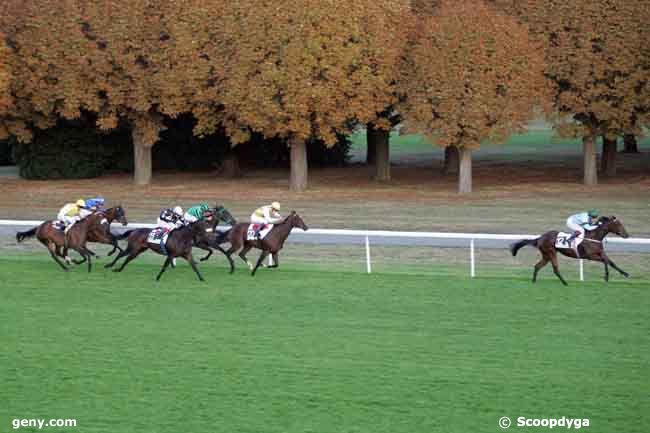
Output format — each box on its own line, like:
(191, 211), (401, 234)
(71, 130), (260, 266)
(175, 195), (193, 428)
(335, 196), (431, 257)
(366, 126), (376, 165)
(600, 137), (617, 178)
(583, 134), (597, 185)
(443, 146), (459, 174)
(623, 134), (638, 153)
(221, 151), (241, 178)
(458, 147), (472, 194)
(133, 131), (152, 185)
(373, 127), (390, 181)
(289, 138), (308, 191)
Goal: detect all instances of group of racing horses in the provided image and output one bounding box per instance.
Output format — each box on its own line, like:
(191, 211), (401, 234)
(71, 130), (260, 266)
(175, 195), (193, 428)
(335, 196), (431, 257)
(15, 204), (630, 285)
(16, 204), (308, 281)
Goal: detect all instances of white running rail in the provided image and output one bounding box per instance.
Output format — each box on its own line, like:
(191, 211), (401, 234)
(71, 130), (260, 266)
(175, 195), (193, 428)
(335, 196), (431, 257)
(3, 219), (649, 280)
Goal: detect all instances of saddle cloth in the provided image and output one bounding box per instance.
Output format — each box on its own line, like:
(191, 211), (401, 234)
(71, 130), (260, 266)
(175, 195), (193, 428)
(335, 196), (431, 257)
(555, 232), (584, 249)
(147, 228), (170, 247)
(246, 223), (273, 241)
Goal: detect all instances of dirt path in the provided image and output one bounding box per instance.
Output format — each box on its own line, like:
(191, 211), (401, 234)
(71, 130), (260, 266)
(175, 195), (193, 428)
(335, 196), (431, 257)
(1, 157), (648, 236)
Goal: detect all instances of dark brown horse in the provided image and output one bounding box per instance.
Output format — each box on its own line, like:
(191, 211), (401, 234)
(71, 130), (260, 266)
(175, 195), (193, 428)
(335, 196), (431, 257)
(84, 206), (129, 257)
(510, 216), (630, 285)
(194, 204), (237, 266)
(16, 214), (100, 272)
(224, 211), (308, 276)
(105, 219), (214, 281)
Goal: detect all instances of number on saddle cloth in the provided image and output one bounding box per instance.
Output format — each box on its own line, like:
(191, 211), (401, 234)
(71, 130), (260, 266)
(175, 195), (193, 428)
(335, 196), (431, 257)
(246, 223), (273, 241)
(555, 232), (583, 249)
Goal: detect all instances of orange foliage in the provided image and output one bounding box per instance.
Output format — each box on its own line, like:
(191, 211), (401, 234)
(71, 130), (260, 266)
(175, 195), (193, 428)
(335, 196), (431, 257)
(214, 0), (413, 146)
(399, 0), (546, 149)
(493, 0), (650, 138)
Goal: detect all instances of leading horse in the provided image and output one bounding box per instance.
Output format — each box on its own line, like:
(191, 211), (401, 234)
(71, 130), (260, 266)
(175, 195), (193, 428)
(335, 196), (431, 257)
(510, 216), (630, 285)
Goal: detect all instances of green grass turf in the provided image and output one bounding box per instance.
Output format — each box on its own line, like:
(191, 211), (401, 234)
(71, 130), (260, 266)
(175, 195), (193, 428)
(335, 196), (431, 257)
(349, 129), (650, 158)
(1, 256), (649, 433)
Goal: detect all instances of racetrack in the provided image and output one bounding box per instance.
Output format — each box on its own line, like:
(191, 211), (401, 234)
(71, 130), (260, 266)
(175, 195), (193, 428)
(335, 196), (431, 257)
(2, 223), (650, 252)
(1, 256), (649, 433)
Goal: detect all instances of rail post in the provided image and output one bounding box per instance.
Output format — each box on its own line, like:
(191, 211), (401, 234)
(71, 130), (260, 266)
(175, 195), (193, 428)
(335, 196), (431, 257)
(365, 235), (372, 274)
(470, 238), (476, 278)
(579, 259), (584, 281)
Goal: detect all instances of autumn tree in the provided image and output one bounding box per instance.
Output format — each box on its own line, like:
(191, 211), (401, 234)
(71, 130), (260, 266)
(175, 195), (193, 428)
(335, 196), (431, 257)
(0, 33), (12, 128)
(214, 0), (412, 191)
(491, 0), (650, 183)
(399, 0), (546, 193)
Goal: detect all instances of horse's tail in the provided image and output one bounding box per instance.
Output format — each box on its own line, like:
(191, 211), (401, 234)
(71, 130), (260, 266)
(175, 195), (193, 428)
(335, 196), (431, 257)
(16, 227), (38, 243)
(510, 237), (538, 256)
(115, 230), (134, 240)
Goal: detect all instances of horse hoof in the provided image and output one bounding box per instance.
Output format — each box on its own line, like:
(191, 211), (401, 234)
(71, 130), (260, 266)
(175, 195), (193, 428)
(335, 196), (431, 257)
(624, 273), (630, 278)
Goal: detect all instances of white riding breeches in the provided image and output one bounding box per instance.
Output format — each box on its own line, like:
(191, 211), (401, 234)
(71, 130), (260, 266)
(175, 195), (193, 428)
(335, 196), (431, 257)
(566, 218), (584, 235)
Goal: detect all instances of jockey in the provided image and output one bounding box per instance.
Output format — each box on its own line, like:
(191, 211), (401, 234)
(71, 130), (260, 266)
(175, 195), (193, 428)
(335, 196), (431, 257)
(80, 197), (105, 218)
(566, 209), (599, 243)
(57, 199), (88, 232)
(157, 206), (186, 232)
(184, 202), (212, 223)
(250, 201), (282, 238)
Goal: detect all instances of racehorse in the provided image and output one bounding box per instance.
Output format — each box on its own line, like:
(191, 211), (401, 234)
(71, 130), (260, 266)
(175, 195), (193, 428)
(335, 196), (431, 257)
(82, 206), (128, 257)
(510, 216), (630, 285)
(16, 213), (100, 272)
(224, 211), (308, 276)
(105, 219), (215, 281)
(194, 204), (237, 264)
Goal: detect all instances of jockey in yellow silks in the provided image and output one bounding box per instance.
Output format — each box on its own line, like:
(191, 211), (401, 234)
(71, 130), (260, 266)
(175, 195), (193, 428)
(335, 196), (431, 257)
(250, 202), (283, 238)
(57, 199), (88, 231)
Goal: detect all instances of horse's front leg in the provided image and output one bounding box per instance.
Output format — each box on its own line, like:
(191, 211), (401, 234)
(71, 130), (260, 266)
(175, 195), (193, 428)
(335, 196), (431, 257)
(239, 245), (254, 271)
(603, 253), (629, 278)
(267, 252), (279, 269)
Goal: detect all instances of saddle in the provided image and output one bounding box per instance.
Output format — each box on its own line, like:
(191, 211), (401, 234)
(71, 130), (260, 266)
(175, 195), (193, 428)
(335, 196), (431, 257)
(51, 220), (66, 232)
(555, 231), (584, 250)
(148, 228), (171, 254)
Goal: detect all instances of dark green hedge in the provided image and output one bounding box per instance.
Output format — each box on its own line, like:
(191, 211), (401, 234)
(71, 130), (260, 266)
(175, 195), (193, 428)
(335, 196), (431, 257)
(13, 116), (350, 179)
(0, 138), (14, 165)
(14, 126), (112, 179)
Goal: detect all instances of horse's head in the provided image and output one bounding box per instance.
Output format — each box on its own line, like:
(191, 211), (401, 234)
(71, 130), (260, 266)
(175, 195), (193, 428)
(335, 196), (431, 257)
(601, 216), (629, 238)
(112, 205), (128, 226)
(213, 204), (237, 226)
(189, 220), (213, 240)
(287, 211), (308, 231)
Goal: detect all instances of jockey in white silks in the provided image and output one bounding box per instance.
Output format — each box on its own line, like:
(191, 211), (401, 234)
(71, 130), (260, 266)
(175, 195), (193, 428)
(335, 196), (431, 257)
(250, 202), (283, 238)
(157, 206), (185, 232)
(566, 209), (599, 243)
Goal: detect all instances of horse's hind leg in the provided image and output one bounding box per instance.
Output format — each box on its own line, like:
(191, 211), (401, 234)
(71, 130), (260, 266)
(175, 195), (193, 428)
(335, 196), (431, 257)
(215, 246), (235, 274)
(532, 256), (549, 283)
(114, 249), (145, 273)
(549, 253), (568, 286)
(47, 242), (68, 271)
(156, 257), (173, 281)
(251, 251), (269, 276)
(199, 245), (213, 262)
(105, 248), (128, 269)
